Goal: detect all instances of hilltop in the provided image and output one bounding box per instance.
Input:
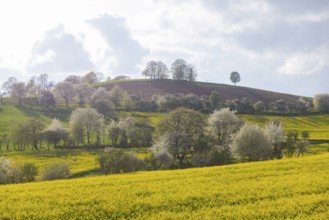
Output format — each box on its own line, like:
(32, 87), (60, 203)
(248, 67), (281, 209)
(99, 79), (303, 102)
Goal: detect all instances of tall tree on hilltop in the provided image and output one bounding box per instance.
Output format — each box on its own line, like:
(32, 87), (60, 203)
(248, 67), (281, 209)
(171, 59), (187, 81)
(142, 60), (157, 79)
(170, 59), (197, 81)
(186, 64), (197, 82)
(230, 71), (241, 86)
(156, 61), (169, 79)
(142, 61), (169, 79)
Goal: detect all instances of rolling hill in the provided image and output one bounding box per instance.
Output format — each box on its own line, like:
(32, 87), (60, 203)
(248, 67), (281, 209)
(99, 79), (303, 102)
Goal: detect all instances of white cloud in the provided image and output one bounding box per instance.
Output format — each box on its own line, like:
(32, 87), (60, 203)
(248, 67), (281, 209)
(0, 0), (328, 96)
(88, 14), (149, 75)
(278, 50), (329, 76)
(27, 24), (94, 74)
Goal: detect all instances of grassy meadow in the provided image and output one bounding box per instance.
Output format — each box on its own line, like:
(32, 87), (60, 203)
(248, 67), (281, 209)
(1, 103), (329, 139)
(239, 114), (329, 141)
(0, 153), (328, 219)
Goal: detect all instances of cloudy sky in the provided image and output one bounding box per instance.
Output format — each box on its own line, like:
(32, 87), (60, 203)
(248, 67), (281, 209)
(0, 0), (328, 97)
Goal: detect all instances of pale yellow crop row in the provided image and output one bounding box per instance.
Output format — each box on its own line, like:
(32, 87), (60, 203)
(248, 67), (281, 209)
(0, 153), (328, 219)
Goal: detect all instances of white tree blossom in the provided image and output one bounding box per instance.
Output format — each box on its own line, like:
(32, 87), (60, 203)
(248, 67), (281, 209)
(208, 108), (240, 146)
(70, 108), (105, 145)
(0, 157), (12, 184)
(150, 135), (173, 169)
(264, 121), (286, 146)
(231, 124), (272, 161)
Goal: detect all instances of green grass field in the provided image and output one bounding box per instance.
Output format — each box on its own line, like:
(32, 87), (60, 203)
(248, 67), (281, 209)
(0, 104), (72, 135)
(2, 150), (101, 177)
(0, 153), (328, 219)
(239, 114), (329, 140)
(1, 103), (329, 138)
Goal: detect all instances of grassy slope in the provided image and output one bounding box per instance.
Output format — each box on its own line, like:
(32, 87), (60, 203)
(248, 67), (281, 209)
(0, 153), (328, 219)
(0, 104), (72, 135)
(1, 103), (328, 175)
(3, 150), (101, 178)
(239, 113), (329, 141)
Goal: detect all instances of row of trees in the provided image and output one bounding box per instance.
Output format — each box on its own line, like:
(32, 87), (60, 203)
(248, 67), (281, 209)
(0, 106), (311, 179)
(0, 73), (100, 107)
(2, 72), (326, 116)
(0, 73), (134, 114)
(150, 107), (309, 169)
(0, 107), (152, 152)
(227, 97), (310, 114)
(0, 72), (313, 116)
(150, 92), (311, 114)
(142, 59), (239, 85)
(142, 59), (197, 82)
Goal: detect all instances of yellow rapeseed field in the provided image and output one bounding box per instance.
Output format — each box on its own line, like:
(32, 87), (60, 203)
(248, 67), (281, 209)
(0, 153), (328, 219)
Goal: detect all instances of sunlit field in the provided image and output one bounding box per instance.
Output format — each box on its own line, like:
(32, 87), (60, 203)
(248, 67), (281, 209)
(0, 153), (328, 219)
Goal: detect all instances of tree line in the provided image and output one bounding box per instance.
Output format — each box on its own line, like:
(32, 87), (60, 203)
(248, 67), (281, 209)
(1, 72), (316, 115)
(0, 106), (312, 185)
(142, 58), (197, 82)
(150, 107), (309, 169)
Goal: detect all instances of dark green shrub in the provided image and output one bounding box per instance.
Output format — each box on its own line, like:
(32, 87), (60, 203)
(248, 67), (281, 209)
(99, 148), (142, 174)
(40, 163), (70, 181)
(12, 162), (38, 183)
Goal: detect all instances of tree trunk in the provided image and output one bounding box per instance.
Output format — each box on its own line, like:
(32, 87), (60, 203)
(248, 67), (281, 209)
(33, 140), (39, 151)
(177, 154), (185, 168)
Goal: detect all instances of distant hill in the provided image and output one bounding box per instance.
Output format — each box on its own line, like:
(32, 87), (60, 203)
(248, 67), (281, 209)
(99, 79), (303, 103)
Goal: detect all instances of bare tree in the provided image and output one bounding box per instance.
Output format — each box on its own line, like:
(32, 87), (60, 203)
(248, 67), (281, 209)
(73, 83), (94, 107)
(37, 73), (53, 91)
(170, 59), (197, 81)
(1, 76), (18, 96)
(171, 59), (187, 80)
(11, 82), (27, 105)
(142, 60), (157, 79)
(156, 61), (169, 79)
(186, 64), (197, 82)
(55, 81), (76, 107)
